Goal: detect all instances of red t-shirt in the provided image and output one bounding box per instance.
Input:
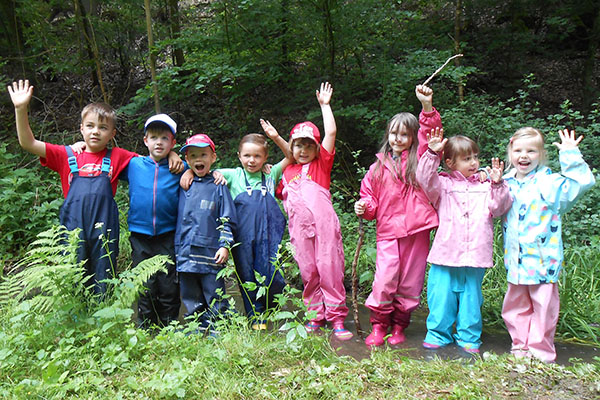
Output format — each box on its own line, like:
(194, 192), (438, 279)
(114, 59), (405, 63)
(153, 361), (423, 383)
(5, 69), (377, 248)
(41, 143), (137, 198)
(278, 146), (335, 196)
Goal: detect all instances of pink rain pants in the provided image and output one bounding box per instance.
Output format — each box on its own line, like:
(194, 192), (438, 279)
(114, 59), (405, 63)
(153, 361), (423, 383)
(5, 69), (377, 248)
(365, 230), (430, 328)
(502, 282), (559, 363)
(282, 164), (349, 323)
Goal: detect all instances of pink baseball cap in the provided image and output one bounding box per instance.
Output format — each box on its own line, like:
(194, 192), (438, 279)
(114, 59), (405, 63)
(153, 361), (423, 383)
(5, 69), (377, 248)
(290, 121), (321, 145)
(180, 133), (215, 153)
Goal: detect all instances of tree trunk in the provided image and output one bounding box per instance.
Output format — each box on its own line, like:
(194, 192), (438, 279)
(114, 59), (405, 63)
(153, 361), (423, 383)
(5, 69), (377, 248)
(454, 0), (464, 102)
(167, 0), (185, 67)
(73, 0), (108, 103)
(144, 0), (161, 113)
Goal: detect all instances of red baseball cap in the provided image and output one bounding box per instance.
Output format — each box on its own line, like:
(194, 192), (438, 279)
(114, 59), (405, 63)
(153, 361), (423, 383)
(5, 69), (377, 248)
(290, 121), (321, 145)
(180, 133), (215, 153)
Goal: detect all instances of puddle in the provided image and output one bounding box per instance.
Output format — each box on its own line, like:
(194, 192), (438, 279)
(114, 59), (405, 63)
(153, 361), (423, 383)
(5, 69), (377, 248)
(137, 281), (599, 366)
(329, 303), (600, 365)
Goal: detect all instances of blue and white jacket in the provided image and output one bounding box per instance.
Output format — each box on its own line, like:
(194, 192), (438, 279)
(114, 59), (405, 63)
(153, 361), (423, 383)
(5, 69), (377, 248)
(121, 156), (183, 236)
(175, 173), (237, 274)
(502, 148), (595, 285)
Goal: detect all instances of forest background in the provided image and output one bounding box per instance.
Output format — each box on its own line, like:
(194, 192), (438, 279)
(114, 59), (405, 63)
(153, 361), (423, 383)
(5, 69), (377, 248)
(0, 0), (599, 398)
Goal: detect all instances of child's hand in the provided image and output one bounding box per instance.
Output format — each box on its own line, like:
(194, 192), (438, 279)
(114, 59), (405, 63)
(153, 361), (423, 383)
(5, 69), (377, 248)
(260, 119), (279, 140)
(553, 129), (583, 151)
(262, 163), (273, 174)
(212, 170), (227, 185)
(426, 127), (446, 153)
(180, 169), (194, 190)
(8, 80), (34, 110)
(70, 141), (86, 154)
(214, 247), (229, 264)
(354, 200), (366, 216)
(316, 82), (333, 106)
(486, 158), (505, 183)
(168, 151), (184, 174)
(415, 84), (433, 111)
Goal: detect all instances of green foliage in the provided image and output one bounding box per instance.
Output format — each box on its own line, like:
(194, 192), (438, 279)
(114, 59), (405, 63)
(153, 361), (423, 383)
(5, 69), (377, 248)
(0, 145), (62, 265)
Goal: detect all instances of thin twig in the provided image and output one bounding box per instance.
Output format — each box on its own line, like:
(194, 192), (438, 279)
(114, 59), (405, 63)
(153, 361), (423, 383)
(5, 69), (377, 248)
(351, 217), (365, 338)
(422, 54), (463, 86)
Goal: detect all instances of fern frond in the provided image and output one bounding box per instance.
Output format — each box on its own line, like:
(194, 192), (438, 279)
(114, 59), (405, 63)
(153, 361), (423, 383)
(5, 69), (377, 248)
(108, 255), (169, 309)
(0, 226), (88, 316)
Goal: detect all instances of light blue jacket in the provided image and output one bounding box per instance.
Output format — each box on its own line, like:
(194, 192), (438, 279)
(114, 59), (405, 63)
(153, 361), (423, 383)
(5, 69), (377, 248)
(502, 148), (595, 284)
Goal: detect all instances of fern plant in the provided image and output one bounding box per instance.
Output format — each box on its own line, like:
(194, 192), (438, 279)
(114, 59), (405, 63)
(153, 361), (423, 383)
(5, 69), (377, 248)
(0, 225), (91, 317)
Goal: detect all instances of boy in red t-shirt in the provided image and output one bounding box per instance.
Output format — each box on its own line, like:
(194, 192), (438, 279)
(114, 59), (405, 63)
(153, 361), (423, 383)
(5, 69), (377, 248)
(8, 80), (178, 294)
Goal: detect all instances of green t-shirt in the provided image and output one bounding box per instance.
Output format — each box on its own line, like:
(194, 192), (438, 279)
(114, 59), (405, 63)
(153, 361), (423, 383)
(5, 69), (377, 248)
(218, 162), (283, 199)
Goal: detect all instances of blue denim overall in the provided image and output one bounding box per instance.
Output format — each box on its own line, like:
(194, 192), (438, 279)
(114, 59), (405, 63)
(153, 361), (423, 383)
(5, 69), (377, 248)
(231, 172), (286, 319)
(60, 147), (119, 294)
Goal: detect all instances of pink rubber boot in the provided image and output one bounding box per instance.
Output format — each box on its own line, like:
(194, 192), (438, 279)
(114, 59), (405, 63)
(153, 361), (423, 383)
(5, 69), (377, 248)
(387, 325), (406, 345)
(365, 324), (387, 347)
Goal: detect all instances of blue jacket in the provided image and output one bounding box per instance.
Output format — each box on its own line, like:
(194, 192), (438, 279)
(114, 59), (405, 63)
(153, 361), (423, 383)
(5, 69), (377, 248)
(175, 173), (237, 274)
(502, 148), (595, 285)
(122, 156), (183, 236)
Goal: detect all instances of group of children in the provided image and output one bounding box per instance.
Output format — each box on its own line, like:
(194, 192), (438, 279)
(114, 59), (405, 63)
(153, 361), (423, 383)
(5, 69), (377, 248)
(8, 78), (595, 362)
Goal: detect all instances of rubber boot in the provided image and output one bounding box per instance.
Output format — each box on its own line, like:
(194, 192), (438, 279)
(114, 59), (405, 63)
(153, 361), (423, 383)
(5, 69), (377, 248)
(365, 324), (387, 346)
(387, 324), (406, 345)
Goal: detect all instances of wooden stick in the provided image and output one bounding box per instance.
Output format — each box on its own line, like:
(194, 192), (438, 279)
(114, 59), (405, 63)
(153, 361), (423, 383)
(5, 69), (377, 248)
(421, 54), (463, 86)
(351, 217), (365, 338)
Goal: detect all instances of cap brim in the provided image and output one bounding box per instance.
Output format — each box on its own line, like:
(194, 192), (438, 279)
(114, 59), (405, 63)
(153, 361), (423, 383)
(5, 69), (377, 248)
(180, 143), (211, 153)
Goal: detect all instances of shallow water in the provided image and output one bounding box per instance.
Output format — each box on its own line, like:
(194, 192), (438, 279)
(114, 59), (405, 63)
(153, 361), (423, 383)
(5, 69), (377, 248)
(328, 303), (599, 365)
(142, 283), (598, 366)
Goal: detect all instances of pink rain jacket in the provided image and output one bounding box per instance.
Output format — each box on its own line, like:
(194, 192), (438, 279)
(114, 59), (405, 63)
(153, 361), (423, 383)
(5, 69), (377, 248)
(359, 109), (441, 240)
(416, 150), (512, 268)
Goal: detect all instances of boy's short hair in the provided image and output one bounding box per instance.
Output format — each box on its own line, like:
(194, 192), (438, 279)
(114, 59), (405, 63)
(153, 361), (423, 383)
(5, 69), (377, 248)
(81, 102), (116, 126)
(238, 133), (268, 155)
(443, 135), (479, 169)
(144, 114), (177, 136)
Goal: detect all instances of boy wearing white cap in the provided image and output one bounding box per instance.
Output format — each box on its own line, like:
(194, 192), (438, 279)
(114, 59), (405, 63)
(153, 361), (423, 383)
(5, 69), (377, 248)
(175, 134), (237, 332)
(122, 114), (183, 328)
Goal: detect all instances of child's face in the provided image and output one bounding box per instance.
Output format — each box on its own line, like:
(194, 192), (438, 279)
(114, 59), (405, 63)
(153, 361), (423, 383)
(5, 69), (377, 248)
(388, 124), (413, 156)
(144, 129), (176, 162)
(238, 142), (267, 173)
(510, 136), (542, 179)
(185, 146), (216, 177)
(80, 112), (116, 153)
(292, 139), (318, 165)
(446, 152), (480, 178)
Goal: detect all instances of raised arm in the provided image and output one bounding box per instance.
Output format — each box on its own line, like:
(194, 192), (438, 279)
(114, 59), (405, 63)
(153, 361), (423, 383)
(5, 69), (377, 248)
(7, 80), (46, 158)
(316, 82), (336, 154)
(260, 119), (290, 156)
(415, 84), (433, 113)
(415, 85), (441, 157)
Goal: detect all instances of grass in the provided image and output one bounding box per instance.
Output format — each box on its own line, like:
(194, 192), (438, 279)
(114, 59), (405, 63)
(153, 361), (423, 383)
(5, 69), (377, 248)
(0, 222), (599, 398)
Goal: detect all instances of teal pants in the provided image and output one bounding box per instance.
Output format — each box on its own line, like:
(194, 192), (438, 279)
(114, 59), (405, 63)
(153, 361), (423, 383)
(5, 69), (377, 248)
(424, 264), (486, 349)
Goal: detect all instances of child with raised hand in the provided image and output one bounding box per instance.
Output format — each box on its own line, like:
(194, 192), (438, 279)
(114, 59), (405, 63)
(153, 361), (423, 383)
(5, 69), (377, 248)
(501, 127), (595, 363)
(8, 80), (137, 294)
(262, 82), (353, 340)
(354, 85), (441, 347)
(217, 130), (292, 329)
(416, 128), (512, 354)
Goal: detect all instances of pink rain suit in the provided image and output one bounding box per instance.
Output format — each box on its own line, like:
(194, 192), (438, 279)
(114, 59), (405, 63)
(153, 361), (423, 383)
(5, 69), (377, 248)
(281, 163), (349, 323)
(358, 109), (441, 328)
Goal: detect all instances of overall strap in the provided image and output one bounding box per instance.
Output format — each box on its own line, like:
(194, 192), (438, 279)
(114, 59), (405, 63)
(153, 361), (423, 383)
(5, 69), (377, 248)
(242, 171), (253, 196)
(65, 146), (79, 174)
(260, 172), (267, 196)
(301, 163), (310, 179)
(101, 149), (112, 174)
